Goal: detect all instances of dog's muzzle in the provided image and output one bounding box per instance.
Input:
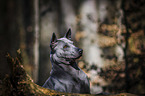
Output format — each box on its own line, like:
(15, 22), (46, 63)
(76, 48), (83, 56)
(73, 48), (83, 59)
(78, 49), (83, 55)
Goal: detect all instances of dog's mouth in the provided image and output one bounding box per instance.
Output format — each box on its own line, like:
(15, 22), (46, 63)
(75, 49), (83, 59)
(69, 58), (80, 70)
(70, 62), (80, 70)
(75, 54), (82, 59)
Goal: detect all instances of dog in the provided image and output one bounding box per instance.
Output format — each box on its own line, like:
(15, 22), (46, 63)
(42, 29), (90, 94)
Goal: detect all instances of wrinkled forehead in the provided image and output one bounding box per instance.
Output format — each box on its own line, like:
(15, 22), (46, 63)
(57, 38), (73, 44)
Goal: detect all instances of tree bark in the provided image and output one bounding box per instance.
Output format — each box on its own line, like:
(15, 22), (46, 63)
(60, 0), (76, 39)
(38, 0), (60, 85)
(79, 0), (103, 69)
(33, 0), (40, 83)
(78, 0), (104, 94)
(77, 0), (125, 94)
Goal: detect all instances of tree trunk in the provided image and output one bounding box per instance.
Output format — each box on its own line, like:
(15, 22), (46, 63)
(60, 0), (76, 39)
(33, 0), (40, 83)
(78, 0), (125, 94)
(78, 0), (104, 94)
(0, 0), (20, 79)
(38, 0), (60, 85)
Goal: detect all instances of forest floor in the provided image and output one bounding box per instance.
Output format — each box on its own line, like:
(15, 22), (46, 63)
(0, 50), (139, 96)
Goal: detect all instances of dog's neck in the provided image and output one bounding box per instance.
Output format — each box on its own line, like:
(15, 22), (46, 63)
(50, 53), (80, 70)
(51, 61), (80, 76)
(50, 54), (80, 75)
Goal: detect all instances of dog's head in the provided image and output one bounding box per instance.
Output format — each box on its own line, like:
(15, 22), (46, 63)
(50, 29), (83, 67)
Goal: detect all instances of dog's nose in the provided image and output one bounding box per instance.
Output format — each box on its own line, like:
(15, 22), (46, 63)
(78, 49), (83, 54)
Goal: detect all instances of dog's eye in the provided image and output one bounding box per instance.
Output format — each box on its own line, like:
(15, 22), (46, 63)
(63, 45), (68, 49)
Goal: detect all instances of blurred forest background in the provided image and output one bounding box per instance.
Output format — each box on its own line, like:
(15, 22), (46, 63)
(0, 0), (145, 94)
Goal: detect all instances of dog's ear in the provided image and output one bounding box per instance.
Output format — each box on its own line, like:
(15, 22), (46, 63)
(50, 33), (57, 50)
(51, 32), (57, 44)
(64, 28), (71, 39)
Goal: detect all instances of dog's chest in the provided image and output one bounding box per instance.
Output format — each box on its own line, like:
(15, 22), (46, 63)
(64, 69), (87, 83)
(48, 62), (90, 93)
(53, 69), (89, 93)
(52, 67), (87, 83)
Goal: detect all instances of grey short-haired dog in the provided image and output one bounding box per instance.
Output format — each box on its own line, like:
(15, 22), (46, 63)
(42, 29), (90, 94)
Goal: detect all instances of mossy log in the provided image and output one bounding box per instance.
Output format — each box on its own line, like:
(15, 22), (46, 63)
(0, 50), (138, 96)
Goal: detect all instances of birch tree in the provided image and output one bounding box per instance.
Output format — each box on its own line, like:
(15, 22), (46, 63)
(77, 0), (124, 94)
(33, 0), (39, 82)
(78, 0), (104, 94)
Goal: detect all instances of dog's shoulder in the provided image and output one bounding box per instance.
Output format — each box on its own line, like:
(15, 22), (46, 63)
(79, 69), (89, 80)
